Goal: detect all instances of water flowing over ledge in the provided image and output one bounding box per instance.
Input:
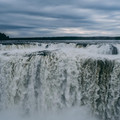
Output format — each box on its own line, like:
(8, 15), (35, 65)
(0, 43), (120, 120)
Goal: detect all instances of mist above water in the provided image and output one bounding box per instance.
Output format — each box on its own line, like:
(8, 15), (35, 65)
(0, 106), (97, 120)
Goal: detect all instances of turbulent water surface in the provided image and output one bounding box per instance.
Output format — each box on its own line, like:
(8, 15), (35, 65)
(0, 42), (120, 120)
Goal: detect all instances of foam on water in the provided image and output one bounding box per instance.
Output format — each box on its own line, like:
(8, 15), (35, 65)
(1, 43), (120, 60)
(0, 43), (120, 120)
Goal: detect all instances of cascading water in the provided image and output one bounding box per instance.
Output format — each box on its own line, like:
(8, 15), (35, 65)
(0, 43), (120, 120)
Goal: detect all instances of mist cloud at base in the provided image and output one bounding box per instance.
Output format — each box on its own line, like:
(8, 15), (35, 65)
(0, 106), (97, 120)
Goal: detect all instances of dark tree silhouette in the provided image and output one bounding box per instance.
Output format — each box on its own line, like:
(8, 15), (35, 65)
(0, 32), (9, 40)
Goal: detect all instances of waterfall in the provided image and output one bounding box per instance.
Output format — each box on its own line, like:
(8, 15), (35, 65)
(0, 43), (120, 120)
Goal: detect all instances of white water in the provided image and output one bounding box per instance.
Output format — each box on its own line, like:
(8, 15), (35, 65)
(0, 43), (120, 120)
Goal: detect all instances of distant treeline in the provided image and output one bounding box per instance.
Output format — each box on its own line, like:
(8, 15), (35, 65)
(11, 36), (120, 40)
(1, 32), (120, 40)
(0, 32), (9, 40)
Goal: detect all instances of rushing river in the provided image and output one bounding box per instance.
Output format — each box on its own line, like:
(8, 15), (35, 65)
(0, 42), (120, 120)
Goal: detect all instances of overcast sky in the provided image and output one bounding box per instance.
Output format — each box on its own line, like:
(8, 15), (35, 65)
(0, 0), (120, 37)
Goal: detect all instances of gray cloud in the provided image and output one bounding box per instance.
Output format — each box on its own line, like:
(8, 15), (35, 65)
(0, 0), (120, 37)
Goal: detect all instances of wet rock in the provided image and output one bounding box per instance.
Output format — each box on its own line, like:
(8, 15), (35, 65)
(110, 45), (118, 55)
(36, 50), (51, 56)
(45, 44), (49, 48)
(97, 44), (118, 55)
(76, 43), (87, 48)
(25, 50), (51, 57)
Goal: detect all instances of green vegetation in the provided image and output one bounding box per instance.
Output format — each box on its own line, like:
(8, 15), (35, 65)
(0, 32), (9, 40)
(11, 36), (120, 40)
(0, 32), (120, 40)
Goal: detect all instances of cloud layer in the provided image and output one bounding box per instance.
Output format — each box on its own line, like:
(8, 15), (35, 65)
(0, 0), (120, 37)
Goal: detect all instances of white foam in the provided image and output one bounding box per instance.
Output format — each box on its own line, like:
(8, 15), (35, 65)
(0, 43), (120, 61)
(0, 42), (120, 120)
